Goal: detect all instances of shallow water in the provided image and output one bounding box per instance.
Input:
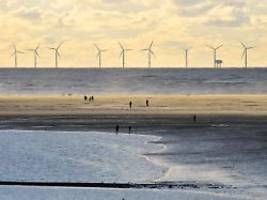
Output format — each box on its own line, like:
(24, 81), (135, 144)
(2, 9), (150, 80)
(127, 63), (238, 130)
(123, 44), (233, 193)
(0, 130), (165, 183)
(0, 68), (267, 95)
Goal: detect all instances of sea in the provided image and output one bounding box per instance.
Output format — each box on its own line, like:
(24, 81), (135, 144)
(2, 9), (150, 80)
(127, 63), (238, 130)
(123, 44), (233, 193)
(0, 68), (266, 95)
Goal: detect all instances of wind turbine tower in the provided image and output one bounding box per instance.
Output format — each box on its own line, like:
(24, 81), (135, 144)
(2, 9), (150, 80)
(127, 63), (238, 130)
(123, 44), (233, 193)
(184, 48), (191, 68)
(11, 44), (24, 68)
(94, 44), (108, 69)
(207, 44), (223, 68)
(119, 42), (133, 69)
(49, 42), (64, 68)
(241, 42), (254, 68)
(27, 44), (40, 68)
(142, 41), (155, 68)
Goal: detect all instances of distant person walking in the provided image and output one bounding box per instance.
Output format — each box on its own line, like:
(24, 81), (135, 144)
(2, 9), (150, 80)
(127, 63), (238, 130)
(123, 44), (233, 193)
(91, 96), (94, 101)
(84, 96), (88, 101)
(129, 101), (132, 110)
(193, 115), (197, 123)
(115, 125), (120, 134)
(128, 126), (132, 134)
(146, 99), (149, 107)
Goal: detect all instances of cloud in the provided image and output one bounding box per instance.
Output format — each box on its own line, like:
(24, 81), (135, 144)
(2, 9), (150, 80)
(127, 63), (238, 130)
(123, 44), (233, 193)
(15, 8), (42, 21)
(206, 9), (251, 27)
(0, 0), (266, 67)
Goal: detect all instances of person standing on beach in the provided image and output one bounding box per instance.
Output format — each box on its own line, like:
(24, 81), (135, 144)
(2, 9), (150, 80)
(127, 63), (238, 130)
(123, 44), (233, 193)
(129, 101), (132, 110)
(193, 115), (197, 122)
(116, 125), (119, 134)
(146, 99), (149, 107)
(84, 96), (88, 101)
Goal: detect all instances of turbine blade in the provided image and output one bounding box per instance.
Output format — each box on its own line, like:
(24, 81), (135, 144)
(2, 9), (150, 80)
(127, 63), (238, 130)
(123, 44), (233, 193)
(206, 45), (215, 50)
(57, 41), (64, 50)
(36, 44), (40, 51)
(94, 44), (100, 51)
(216, 44), (223, 50)
(149, 41), (154, 49)
(240, 42), (246, 48)
(150, 50), (155, 57)
(118, 42), (124, 50)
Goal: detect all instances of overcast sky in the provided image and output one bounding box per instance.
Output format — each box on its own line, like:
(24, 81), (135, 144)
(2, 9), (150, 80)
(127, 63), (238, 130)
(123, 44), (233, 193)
(0, 0), (266, 68)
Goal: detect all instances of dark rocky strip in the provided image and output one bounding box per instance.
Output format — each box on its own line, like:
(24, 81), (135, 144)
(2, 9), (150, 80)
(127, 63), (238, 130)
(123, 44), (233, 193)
(0, 181), (236, 190)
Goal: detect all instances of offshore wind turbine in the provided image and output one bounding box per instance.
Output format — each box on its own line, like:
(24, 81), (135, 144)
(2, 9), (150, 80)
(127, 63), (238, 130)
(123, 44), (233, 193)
(183, 48), (191, 68)
(241, 42), (254, 68)
(207, 44), (223, 68)
(119, 42), (133, 69)
(11, 44), (24, 68)
(49, 42), (64, 68)
(94, 44), (108, 69)
(27, 44), (40, 68)
(141, 41), (155, 68)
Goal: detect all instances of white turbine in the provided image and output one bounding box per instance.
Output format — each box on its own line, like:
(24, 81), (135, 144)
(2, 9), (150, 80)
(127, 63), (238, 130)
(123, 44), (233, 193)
(27, 44), (40, 68)
(94, 44), (108, 69)
(141, 41), (155, 68)
(49, 42), (64, 68)
(207, 44), (223, 68)
(183, 48), (191, 68)
(119, 42), (133, 69)
(241, 42), (254, 69)
(11, 44), (24, 68)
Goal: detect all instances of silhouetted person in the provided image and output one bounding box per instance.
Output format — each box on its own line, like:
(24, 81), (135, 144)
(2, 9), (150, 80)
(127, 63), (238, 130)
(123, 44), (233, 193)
(84, 96), (88, 101)
(128, 126), (132, 134)
(91, 96), (94, 101)
(193, 115), (197, 122)
(129, 101), (132, 110)
(116, 125), (120, 134)
(89, 96), (92, 102)
(146, 99), (149, 107)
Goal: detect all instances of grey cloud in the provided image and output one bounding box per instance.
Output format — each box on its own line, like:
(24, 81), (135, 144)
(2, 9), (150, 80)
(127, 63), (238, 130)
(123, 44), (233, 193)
(173, 0), (217, 17)
(15, 9), (41, 21)
(206, 9), (250, 27)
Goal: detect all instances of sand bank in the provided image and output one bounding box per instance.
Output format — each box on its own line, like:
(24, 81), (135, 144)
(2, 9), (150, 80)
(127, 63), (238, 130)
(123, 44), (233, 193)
(0, 94), (266, 116)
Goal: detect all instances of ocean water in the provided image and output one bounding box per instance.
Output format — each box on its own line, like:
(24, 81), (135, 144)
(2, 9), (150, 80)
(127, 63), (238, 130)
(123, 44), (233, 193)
(0, 130), (165, 183)
(0, 68), (266, 95)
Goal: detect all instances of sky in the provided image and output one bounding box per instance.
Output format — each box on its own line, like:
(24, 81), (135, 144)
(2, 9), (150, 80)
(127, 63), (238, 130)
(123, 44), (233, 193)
(0, 0), (267, 68)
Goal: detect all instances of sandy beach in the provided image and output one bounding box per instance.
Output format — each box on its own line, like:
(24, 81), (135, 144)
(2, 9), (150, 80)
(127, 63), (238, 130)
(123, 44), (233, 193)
(0, 94), (266, 116)
(0, 94), (266, 200)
